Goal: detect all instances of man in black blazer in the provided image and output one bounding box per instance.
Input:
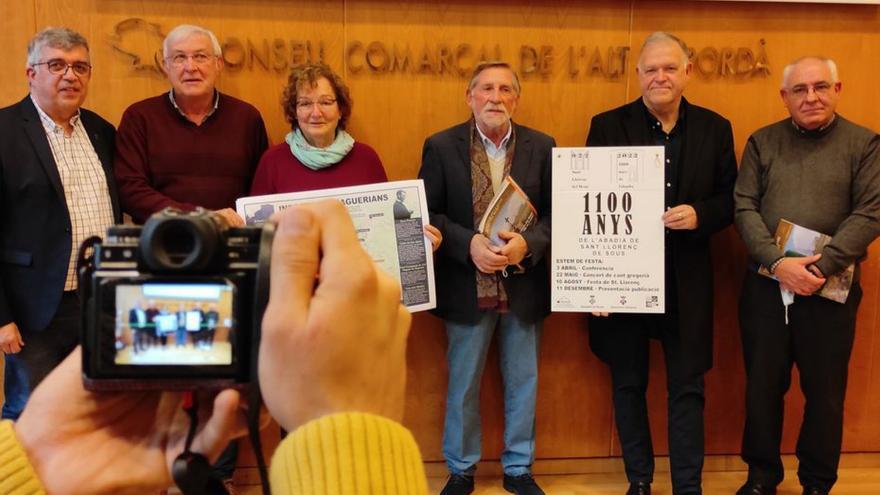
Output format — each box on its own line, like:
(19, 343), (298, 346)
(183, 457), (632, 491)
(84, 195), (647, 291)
(419, 61), (553, 495)
(586, 33), (737, 495)
(0, 28), (119, 419)
(128, 302), (148, 354)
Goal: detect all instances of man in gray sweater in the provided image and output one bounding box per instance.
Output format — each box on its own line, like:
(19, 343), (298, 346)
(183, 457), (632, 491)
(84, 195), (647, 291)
(734, 57), (880, 495)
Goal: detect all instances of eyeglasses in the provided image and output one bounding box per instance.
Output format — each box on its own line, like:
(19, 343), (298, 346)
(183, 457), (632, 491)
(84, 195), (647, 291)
(787, 82), (834, 99)
(31, 59), (91, 77)
(166, 53), (215, 68)
(296, 98), (337, 112)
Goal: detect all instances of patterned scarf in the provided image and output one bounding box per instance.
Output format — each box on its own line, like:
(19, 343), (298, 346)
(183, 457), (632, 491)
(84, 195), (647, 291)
(470, 120), (516, 311)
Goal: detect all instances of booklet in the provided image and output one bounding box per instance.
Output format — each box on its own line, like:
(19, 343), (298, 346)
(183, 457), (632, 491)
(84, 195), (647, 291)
(478, 175), (538, 246)
(758, 218), (854, 303)
(236, 180), (436, 312)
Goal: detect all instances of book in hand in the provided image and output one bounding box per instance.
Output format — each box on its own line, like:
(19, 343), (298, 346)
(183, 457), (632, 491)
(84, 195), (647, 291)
(758, 218), (854, 303)
(478, 176), (538, 246)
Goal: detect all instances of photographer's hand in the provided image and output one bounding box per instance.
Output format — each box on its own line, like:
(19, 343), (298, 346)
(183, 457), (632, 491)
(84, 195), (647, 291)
(259, 200), (412, 431)
(13, 348), (247, 495)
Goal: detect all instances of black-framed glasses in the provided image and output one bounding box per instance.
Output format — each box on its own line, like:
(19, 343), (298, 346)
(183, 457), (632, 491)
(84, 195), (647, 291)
(32, 59), (92, 77)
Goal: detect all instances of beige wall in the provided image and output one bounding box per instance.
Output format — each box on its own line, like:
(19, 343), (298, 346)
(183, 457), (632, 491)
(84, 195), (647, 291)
(2, 0), (880, 463)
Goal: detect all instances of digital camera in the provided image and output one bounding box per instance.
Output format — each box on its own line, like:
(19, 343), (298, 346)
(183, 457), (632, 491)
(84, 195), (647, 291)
(79, 208), (274, 390)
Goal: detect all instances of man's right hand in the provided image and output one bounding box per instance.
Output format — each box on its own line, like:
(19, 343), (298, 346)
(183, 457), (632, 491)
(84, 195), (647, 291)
(774, 254), (826, 296)
(470, 234), (509, 274)
(0, 321), (24, 354)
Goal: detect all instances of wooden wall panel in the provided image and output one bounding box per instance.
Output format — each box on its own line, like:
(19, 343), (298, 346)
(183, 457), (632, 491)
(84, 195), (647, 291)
(2, 0), (880, 467)
(845, 242), (880, 451)
(344, 0), (632, 178)
(0, 1), (36, 108)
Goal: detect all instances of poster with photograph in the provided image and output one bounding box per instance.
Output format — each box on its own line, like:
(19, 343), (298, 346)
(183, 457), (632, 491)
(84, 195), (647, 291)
(236, 180), (436, 312)
(551, 146), (665, 313)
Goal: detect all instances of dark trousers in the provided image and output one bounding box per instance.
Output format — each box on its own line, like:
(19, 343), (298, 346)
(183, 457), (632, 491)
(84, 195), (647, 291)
(2, 291), (80, 419)
(601, 312), (706, 495)
(739, 271), (861, 491)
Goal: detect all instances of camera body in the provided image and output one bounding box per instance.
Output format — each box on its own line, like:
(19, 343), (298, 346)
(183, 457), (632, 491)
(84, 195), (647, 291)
(80, 208), (273, 390)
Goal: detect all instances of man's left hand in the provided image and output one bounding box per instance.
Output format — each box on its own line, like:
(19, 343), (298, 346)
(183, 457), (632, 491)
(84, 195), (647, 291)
(662, 204), (698, 230)
(497, 231), (528, 265)
(14, 347), (249, 494)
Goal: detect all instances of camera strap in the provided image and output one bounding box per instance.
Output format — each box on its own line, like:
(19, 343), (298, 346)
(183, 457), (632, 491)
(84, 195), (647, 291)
(75, 236), (102, 324)
(168, 390), (270, 495)
(172, 392), (230, 495)
(247, 220), (276, 495)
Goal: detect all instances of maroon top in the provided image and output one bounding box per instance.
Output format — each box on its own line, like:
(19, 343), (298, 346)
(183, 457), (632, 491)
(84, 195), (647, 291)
(114, 93), (269, 223)
(250, 141), (388, 195)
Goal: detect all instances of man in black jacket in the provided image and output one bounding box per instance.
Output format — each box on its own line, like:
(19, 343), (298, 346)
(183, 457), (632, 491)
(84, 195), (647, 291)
(586, 32), (737, 495)
(0, 27), (119, 419)
(419, 61), (554, 495)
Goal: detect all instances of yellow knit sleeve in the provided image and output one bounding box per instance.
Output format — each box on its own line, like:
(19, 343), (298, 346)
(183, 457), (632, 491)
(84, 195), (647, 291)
(0, 420), (47, 495)
(270, 413), (427, 494)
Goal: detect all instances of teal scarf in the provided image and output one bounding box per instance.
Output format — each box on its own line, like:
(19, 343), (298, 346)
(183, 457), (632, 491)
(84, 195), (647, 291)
(286, 128), (355, 170)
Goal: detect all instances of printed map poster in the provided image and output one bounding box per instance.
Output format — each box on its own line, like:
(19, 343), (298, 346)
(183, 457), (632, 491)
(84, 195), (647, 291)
(236, 180), (436, 312)
(551, 146), (665, 313)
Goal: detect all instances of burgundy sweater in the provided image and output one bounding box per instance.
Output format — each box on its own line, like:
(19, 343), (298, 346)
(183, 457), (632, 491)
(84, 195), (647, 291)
(114, 93), (269, 223)
(250, 141), (387, 195)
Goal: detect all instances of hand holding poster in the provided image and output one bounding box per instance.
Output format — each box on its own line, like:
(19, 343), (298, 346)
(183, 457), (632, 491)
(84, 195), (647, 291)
(236, 180), (436, 312)
(551, 146), (665, 313)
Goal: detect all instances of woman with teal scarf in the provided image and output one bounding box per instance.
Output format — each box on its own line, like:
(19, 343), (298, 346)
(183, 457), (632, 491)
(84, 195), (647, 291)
(250, 63), (442, 250)
(249, 63), (388, 195)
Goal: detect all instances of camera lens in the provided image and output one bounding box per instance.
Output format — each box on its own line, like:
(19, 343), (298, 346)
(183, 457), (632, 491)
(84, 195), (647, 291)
(140, 210), (222, 272)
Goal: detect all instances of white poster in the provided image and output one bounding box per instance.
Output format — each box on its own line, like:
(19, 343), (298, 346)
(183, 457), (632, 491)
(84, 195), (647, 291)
(236, 180), (436, 313)
(551, 146), (665, 313)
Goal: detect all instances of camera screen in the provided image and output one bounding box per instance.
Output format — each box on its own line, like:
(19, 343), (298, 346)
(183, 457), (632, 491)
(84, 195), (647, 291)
(114, 283), (235, 366)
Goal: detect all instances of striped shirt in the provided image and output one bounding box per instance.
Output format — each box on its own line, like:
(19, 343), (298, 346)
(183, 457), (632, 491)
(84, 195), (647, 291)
(32, 95), (115, 290)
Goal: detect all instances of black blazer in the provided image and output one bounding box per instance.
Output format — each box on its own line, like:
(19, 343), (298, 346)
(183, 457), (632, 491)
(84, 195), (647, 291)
(0, 96), (120, 332)
(586, 97), (737, 375)
(419, 121), (555, 324)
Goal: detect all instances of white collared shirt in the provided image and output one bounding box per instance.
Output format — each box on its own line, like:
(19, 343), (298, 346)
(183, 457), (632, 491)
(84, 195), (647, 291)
(475, 123), (513, 193)
(31, 95), (115, 290)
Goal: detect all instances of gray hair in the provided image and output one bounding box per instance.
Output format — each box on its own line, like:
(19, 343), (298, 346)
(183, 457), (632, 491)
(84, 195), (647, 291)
(637, 31), (690, 68)
(467, 61), (521, 96)
(781, 56), (839, 89)
(163, 24), (222, 58)
(26, 27), (89, 68)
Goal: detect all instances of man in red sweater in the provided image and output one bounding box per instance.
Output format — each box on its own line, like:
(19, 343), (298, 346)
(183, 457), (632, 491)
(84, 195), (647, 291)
(114, 24), (268, 226)
(113, 24), (269, 492)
